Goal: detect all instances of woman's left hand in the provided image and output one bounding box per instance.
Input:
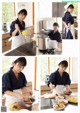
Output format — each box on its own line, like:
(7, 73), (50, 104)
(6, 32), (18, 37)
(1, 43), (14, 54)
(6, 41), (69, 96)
(27, 89), (33, 96)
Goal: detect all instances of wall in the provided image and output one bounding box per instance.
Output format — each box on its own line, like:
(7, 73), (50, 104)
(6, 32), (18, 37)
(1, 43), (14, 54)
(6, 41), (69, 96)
(72, 58), (78, 83)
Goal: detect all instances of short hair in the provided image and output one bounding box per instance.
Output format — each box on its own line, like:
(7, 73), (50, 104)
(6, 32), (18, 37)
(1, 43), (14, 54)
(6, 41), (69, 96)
(58, 60), (68, 67)
(67, 4), (74, 9)
(18, 9), (27, 16)
(53, 22), (59, 27)
(14, 57), (27, 66)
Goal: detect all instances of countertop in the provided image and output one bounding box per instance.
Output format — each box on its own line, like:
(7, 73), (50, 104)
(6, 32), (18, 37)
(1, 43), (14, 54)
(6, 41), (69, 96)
(41, 105), (78, 112)
(41, 92), (78, 111)
(4, 41), (36, 56)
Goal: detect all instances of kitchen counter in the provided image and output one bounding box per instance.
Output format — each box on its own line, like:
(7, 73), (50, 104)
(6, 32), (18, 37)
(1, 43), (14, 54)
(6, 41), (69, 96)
(4, 41), (36, 56)
(41, 105), (78, 112)
(41, 92), (78, 111)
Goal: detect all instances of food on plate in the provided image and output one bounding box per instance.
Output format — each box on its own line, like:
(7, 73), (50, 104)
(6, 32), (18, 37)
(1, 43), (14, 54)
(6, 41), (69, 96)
(53, 102), (65, 111)
(55, 95), (64, 101)
(58, 99), (68, 105)
(9, 102), (24, 111)
(24, 98), (33, 104)
(43, 93), (55, 99)
(43, 88), (61, 99)
(68, 97), (78, 104)
(29, 98), (35, 102)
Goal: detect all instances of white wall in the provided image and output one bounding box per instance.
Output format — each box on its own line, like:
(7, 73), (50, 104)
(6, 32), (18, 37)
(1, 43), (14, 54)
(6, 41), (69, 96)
(38, 2), (52, 18)
(72, 58), (78, 83)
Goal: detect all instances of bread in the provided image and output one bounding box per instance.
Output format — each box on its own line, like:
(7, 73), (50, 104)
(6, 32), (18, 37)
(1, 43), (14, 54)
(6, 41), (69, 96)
(9, 102), (24, 111)
(53, 102), (65, 111)
(58, 99), (68, 105)
(43, 93), (55, 99)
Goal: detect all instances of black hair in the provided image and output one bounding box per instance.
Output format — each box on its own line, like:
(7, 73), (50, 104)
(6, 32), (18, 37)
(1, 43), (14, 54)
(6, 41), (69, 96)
(58, 60), (68, 67)
(14, 57), (27, 66)
(18, 9), (27, 16)
(67, 4), (74, 9)
(53, 22), (59, 27)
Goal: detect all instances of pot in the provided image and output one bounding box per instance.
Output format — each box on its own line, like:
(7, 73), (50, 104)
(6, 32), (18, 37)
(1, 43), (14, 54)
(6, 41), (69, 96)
(38, 34), (49, 50)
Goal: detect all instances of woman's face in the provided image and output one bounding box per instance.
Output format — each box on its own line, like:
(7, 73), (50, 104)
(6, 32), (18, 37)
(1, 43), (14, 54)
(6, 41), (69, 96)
(53, 26), (58, 32)
(18, 13), (26, 21)
(68, 8), (74, 13)
(58, 64), (67, 73)
(13, 62), (25, 73)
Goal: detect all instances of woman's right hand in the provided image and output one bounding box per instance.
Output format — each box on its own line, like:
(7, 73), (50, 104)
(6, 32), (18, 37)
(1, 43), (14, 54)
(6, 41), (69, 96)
(17, 93), (25, 101)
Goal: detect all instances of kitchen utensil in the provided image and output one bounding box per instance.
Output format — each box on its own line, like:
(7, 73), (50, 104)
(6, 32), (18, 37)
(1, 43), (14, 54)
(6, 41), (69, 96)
(38, 34), (49, 50)
(53, 102), (65, 111)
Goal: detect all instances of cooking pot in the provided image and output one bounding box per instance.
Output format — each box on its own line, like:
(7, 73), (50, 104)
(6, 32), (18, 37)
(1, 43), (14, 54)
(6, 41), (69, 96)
(38, 34), (49, 50)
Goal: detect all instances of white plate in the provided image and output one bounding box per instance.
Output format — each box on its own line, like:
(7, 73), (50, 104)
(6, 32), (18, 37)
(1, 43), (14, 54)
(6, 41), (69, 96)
(53, 103), (65, 111)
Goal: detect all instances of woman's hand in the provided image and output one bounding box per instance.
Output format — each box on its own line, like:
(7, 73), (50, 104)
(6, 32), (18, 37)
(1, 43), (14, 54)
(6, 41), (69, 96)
(21, 87), (33, 96)
(49, 82), (55, 91)
(17, 93), (25, 101)
(27, 89), (33, 96)
(64, 85), (72, 95)
(64, 89), (72, 95)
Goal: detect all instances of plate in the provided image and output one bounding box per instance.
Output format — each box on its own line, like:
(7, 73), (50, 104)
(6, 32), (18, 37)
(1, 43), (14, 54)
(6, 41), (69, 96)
(68, 96), (78, 105)
(58, 99), (68, 105)
(53, 103), (65, 111)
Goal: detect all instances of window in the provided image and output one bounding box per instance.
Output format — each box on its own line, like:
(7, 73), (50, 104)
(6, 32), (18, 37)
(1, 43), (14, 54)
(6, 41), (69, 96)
(71, 2), (78, 16)
(40, 57), (48, 84)
(2, 2), (15, 22)
(49, 57), (69, 74)
(2, 57), (11, 74)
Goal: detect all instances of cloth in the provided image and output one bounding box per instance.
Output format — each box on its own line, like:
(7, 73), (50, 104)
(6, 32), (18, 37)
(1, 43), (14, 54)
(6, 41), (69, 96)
(62, 11), (74, 25)
(48, 69), (71, 86)
(10, 18), (25, 36)
(48, 30), (62, 42)
(2, 68), (27, 94)
(64, 24), (74, 39)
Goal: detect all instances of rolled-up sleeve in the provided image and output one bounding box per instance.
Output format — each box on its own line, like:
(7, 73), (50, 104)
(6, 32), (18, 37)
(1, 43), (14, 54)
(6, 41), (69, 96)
(2, 74), (13, 94)
(47, 73), (56, 86)
(57, 33), (62, 43)
(10, 22), (19, 36)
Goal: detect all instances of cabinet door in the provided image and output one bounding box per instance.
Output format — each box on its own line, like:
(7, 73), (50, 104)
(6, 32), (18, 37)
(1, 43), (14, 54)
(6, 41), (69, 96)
(52, 2), (67, 17)
(58, 3), (67, 17)
(52, 3), (58, 17)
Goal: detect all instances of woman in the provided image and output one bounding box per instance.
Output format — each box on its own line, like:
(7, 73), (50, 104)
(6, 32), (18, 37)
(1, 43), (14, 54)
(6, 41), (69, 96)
(10, 9), (27, 49)
(62, 4), (74, 39)
(2, 57), (33, 110)
(48, 60), (72, 95)
(48, 22), (62, 51)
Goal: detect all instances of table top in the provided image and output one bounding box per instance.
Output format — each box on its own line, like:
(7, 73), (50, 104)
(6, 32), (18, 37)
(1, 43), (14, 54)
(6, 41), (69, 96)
(41, 92), (78, 112)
